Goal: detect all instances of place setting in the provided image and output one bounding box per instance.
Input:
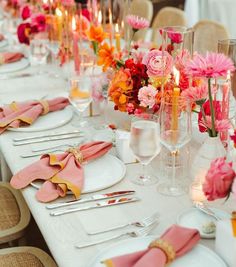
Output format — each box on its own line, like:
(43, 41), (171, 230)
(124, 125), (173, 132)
(1, 0), (236, 267)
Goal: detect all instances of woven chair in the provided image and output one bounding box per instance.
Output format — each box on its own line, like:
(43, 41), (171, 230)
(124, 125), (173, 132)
(0, 246), (57, 267)
(193, 20), (229, 54)
(151, 6), (187, 45)
(0, 182), (30, 246)
(130, 0), (153, 42)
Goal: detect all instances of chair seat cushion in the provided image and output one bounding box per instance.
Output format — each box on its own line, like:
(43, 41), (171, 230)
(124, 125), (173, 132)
(0, 187), (20, 230)
(0, 252), (44, 267)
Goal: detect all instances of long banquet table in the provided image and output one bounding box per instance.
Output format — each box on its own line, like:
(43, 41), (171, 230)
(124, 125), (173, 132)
(0, 67), (234, 267)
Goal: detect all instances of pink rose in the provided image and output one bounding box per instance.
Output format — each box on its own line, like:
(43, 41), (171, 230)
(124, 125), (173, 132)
(138, 85), (157, 108)
(142, 49), (173, 77)
(203, 157), (235, 201)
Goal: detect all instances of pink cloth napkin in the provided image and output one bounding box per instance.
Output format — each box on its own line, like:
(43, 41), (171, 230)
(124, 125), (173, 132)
(102, 225), (200, 267)
(0, 34), (4, 42)
(10, 141), (113, 202)
(0, 97), (69, 133)
(0, 52), (24, 64)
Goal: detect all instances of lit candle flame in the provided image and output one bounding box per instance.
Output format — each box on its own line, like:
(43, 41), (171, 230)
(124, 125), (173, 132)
(227, 70), (231, 80)
(72, 16), (76, 31)
(173, 66), (180, 86)
(55, 8), (62, 17)
(115, 23), (119, 33)
(98, 10), (102, 24)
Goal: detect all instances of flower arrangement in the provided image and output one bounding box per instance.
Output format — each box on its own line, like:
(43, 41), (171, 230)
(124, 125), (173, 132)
(185, 52), (235, 137)
(17, 4), (47, 45)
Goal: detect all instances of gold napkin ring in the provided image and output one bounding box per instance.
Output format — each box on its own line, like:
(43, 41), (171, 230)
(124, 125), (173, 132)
(39, 100), (49, 115)
(149, 239), (176, 264)
(67, 148), (83, 163)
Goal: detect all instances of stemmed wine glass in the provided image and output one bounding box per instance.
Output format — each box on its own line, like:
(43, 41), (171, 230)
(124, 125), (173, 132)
(47, 40), (60, 77)
(157, 97), (192, 196)
(129, 114), (161, 185)
(29, 39), (49, 75)
(68, 75), (93, 127)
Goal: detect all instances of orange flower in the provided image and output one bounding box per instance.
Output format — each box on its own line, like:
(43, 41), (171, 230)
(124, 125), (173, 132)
(86, 24), (107, 43)
(97, 42), (115, 71)
(109, 69), (133, 112)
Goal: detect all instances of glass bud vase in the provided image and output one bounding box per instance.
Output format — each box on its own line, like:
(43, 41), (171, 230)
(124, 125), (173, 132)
(191, 135), (226, 185)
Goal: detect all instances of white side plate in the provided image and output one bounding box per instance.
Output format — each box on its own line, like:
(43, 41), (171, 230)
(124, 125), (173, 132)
(0, 57), (29, 74)
(31, 154), (126, 194)
(88, 236), (227, 267)
(8, 106), (73, 132)
(177, 207), (230, 239)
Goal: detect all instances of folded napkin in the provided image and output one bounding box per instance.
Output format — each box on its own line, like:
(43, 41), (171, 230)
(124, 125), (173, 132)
(102, 225), (200, 267)
(10, 141), (113, 202)
(0, 34), (4, 42)
(0, 97), (69, 133)
(0, 52), (24, 65)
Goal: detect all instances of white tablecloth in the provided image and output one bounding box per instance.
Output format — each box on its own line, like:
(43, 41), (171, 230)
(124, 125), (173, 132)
(185, 0), (236, 38)
(0, 66), (234, 267)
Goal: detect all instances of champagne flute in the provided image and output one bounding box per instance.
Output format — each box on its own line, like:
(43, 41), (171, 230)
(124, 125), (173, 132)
(68, 75), (93, 127)
(157, 97), (192, 196)
(129, 114), (161, 185)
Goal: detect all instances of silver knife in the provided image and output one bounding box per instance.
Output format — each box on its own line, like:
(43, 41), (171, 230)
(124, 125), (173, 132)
(13, 130), (81, 142)
(0, 73), (34, 80)
(13, 133), (84, 146)
(50, 197), (140, 216)
(46, 190), (135, 209)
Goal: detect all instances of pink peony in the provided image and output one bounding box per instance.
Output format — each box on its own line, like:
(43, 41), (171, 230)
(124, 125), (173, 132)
(138, 85), (157, 108)
(181, 84), (208, 104)
(126, 15), (149, 31)
(142, 49), (173, 77)
(203, 157), (235, 201)
(186, 52), (235, 78)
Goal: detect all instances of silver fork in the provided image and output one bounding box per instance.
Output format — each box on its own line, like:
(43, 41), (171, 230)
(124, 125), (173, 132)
(75, 221), (158, 249)
(21, 149), (66, 158)
(87, 212), (160, 235)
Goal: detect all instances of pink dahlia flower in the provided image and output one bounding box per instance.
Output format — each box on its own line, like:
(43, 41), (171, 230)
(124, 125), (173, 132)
(142, 49), (173, 77)
(187, 52), (235, 78)
(126, 15), (149, 31)
(138, 85), (157, 108)
(203, 157), (235, 201)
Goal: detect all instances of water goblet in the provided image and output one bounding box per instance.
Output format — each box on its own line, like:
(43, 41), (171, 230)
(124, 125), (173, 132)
(68, 75), (93, 127)
(129, 114), (161, 186)
(29, 39), (49, 75)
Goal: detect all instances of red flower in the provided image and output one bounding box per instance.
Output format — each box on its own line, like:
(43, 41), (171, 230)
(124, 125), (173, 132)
(31, 13), (46, 32)
(198, 100), (221, 132)
(230, 130), (236, 148)
(82, 9), (91, 21)
(17, 23), (31, 45)
(21, 5), (31, 20)
(167, 31), (183, 44)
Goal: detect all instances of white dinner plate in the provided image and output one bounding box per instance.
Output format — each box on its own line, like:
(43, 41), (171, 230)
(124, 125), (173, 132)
(0, 39), (8, 49)
(0, 57), (29, 74)
(9, 106), (73, 132)
(31, 154), (126, 194)
(177, 207), (230, 239)
(88, 235), (227, 267)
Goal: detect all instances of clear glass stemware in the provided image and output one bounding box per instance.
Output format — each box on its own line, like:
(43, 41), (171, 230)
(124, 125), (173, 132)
(157, 98), (192, 196)
(129, 114), (161, 186)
